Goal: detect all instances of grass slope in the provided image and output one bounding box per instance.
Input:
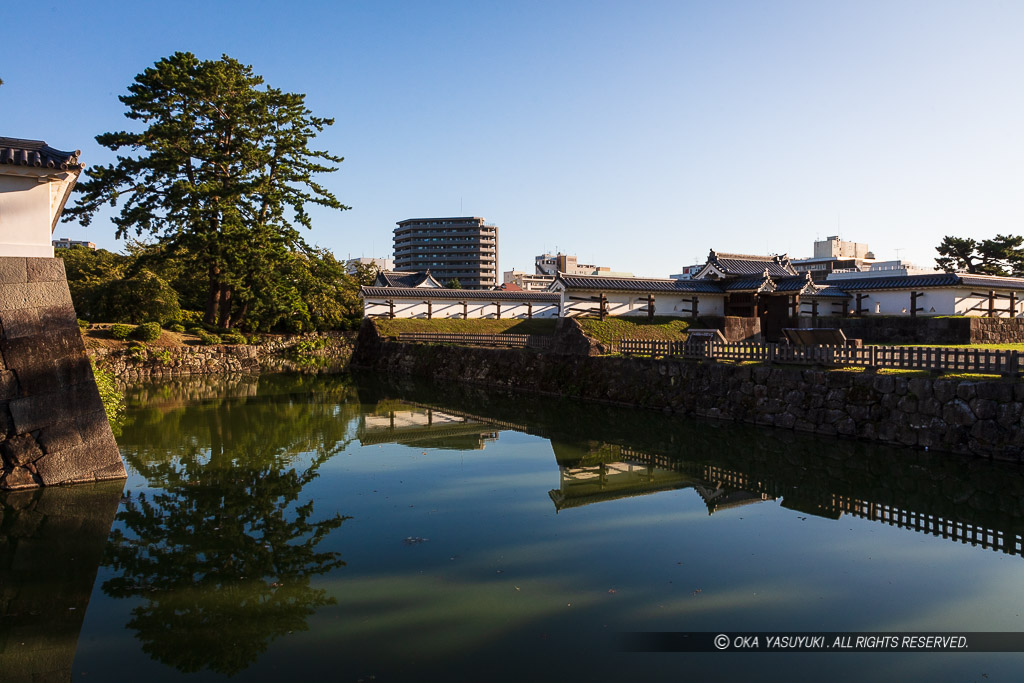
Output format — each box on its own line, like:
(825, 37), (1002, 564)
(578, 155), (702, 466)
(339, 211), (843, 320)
(577, 316), (693, 345)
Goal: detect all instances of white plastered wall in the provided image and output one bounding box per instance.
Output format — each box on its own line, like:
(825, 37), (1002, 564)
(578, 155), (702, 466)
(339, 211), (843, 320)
(0, 174), (55, 257)
(841, 288), (1023, 317)
(362, 296), (560, 319)
(557, 289), (724, 318)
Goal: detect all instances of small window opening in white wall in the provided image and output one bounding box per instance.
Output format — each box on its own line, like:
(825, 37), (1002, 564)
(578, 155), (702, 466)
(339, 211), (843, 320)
(901, 307), (907, 314)
(875, 302), (880, 314)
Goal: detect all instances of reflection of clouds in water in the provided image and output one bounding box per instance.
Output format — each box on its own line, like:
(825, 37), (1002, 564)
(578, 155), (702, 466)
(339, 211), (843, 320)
(869, 561), (1024, 633)
(310, 574), (599, 656)
(623, 582), (822, 621)
(561, 507), (717, 532)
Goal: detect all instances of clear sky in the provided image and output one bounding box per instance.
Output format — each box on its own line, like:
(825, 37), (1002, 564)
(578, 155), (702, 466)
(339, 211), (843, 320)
(3, 1), (1022, 278)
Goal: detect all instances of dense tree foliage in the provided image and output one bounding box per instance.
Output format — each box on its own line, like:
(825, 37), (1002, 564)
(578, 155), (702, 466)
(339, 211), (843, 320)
(65, 52), (349, 329)
(934, 234), (1024, 276)
(60, 244), (362, 330)
(349, 261), (381, 287)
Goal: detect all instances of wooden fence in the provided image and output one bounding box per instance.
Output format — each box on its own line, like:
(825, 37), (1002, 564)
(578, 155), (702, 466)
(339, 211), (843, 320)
(397, 332), (553, 350)
(617, 339), (1020, 376)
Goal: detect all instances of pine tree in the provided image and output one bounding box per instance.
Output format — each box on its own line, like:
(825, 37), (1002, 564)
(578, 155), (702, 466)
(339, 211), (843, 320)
(65, 52), (349, 328)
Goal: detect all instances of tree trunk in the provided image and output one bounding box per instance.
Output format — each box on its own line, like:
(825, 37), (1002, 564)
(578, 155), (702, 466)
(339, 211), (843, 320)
(205, 264), (220, 326)
(217, 285), (232, 329)
(230, 301), (248, 329)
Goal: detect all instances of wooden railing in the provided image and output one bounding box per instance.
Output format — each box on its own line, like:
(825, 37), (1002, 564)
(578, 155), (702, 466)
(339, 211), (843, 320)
(397, 332), (553, 350)
(618, 339), (1021, 376)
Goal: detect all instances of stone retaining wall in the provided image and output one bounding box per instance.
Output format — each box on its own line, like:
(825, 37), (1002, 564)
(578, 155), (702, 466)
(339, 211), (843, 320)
(0, 257), (126, 490)
(88, 332), (355, 380)
(352, 321), (1024, 461)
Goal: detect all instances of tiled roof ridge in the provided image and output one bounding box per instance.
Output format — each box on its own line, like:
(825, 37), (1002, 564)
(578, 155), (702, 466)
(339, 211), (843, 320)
(711, 250), (789, 262)
(0, 137), (83, 170)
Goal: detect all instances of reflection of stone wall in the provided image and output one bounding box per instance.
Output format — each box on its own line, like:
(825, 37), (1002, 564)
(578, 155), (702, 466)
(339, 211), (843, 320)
(355, 332), (1024, 460)
(0, 257), (126, 489)
(0, 481), (123, 679)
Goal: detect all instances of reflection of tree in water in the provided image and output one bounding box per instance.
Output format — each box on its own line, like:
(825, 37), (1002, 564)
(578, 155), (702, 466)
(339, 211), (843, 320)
(104, 377), (360, 675)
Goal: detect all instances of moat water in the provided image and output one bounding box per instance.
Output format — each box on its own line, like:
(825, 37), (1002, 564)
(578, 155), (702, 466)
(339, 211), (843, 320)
(2, 373), (1024, 682)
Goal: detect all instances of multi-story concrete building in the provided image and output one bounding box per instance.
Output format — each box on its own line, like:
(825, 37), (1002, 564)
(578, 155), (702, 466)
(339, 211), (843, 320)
(502, 270), (556, 291)
(393, 217), (498, 289)
(52, 237), (97, 251)
(345, 256), (394, 276)
(813, 235), (874, 260)
(534, 252), (634, 278)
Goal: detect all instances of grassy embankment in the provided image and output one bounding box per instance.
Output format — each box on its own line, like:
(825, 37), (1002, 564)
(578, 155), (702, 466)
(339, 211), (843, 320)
(374, 316), (694, 344)
(576, 317), (692, 344)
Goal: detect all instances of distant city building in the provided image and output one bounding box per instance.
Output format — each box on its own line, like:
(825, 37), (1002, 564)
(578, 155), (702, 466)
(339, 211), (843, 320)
(503, 252), (634, 291)
(813, 235), (874, 260)
(670, 264), (703, 280)
(393, 217), (498, 289)
(793, 235), (879, 282)
(345, 256), (394, 276)
(502, 270), (555, 291)
(825, 259), (937, 281)
(791, 234), (937, 282)
(534, 252), (634, 278)
(791, 256), (861, 281)
(52, 237), (96, 251)
(534, 252), (633, 278)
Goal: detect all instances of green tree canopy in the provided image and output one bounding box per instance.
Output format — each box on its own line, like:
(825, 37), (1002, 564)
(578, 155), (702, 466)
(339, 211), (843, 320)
(65, 52), (349, 329)
(935, 234), (1024, 275)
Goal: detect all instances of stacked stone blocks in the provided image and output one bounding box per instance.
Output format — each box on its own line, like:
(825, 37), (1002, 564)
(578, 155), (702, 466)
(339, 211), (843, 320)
(353, 320), (1024, 461)
(0, 257), (126, 489)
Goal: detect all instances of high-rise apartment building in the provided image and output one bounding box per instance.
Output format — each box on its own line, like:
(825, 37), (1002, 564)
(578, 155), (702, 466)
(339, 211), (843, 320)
(393, 217), (499, 289)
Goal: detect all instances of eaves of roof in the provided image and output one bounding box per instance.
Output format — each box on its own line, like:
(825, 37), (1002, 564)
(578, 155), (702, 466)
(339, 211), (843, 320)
(0, 137), (83, 170)
(360, 287), (560, 301)
(807, 286), (851, 298)
(774, 275), (815, 293)
(556, 274), (724, 294)
(830, 272), (1024, 291)
(723, 276), (775, 292)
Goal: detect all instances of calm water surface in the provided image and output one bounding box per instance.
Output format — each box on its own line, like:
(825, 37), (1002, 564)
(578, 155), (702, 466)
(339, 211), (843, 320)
(3, 373), (1024, 682)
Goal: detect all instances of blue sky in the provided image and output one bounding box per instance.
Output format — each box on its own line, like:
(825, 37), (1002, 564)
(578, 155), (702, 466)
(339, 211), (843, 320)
(3, 1), (1022, 277)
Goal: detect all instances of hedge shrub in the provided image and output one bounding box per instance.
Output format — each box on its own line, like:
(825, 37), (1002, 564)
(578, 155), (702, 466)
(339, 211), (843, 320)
(110, 324), (133, 340)
(131, 321), (162, 342)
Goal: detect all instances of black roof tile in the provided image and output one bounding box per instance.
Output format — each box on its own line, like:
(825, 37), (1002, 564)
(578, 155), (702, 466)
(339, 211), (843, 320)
(807, 286), (851, 298)
(832, 272), (1024, 291)
(373, 271), (446, 288)
(555, 274), (724, 294)
(723, 276), (774, 292)
(705, 250), (797, 278)
(774, 275), (815, 292)
(0, 137), (83, 170)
